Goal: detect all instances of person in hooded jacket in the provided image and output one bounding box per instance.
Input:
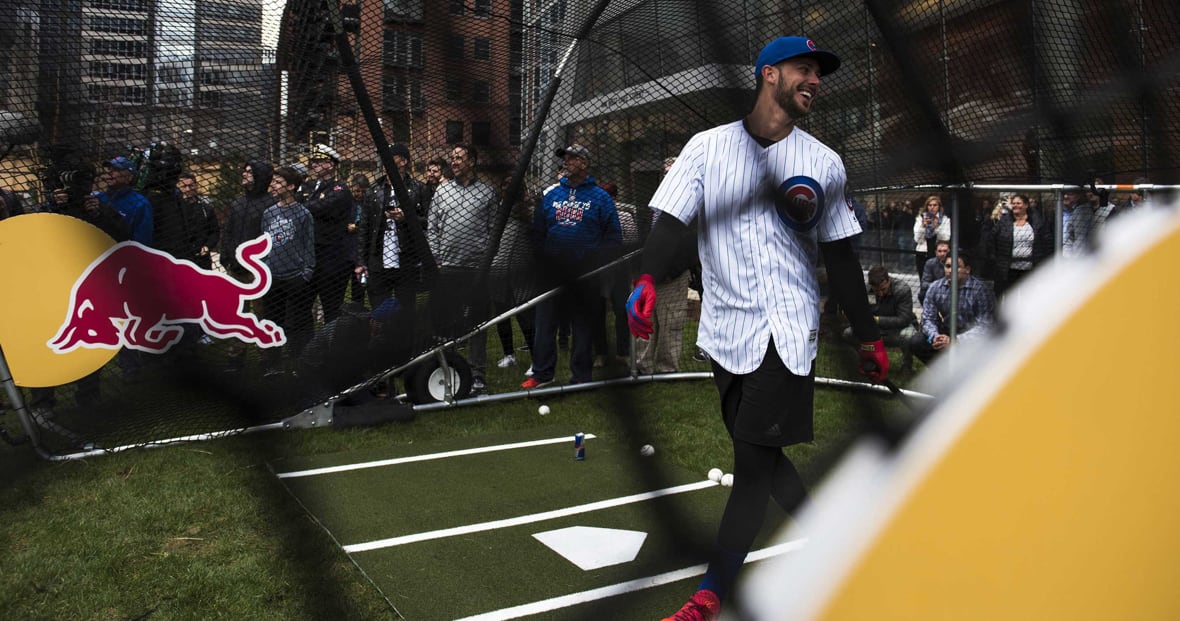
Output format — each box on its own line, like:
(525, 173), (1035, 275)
(219, 160), (276, 371)
(221, 161), (276, 278)
(523, 144), (622, 388)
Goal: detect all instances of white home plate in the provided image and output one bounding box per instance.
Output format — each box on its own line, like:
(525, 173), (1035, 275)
(532, 526), (647, 570)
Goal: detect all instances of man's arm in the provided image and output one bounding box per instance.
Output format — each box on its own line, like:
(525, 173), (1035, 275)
(299, 210), (316, 281)
(822, 238), (888, 381)
(638, 212), (691, 283)
(356, 188), (380, 268)
(958, 280), (997, 338)
(428, 186), (444, 255)
(876, 281), (916, 330)
(200, 198), (220, 250)
(820, 239), (880, 343)
(920, 285), (942, 340)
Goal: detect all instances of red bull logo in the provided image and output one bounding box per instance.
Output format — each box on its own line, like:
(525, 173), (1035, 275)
(48, 234), (284, 355)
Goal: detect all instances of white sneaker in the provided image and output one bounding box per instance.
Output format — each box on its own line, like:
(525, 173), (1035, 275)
(524, 365), (534, 377)
(497, 354), (517, 368)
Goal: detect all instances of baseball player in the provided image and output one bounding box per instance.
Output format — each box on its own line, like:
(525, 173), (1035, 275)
(626, 36), (888, 621)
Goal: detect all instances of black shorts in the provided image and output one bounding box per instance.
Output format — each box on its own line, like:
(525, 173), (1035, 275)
(711, 340), (815, 447)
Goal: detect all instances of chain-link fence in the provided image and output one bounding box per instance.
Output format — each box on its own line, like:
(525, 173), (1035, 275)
(0, 0), (1177, 456)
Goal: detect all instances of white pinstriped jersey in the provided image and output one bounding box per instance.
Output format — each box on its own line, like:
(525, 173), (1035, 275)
(651, 120), (861, 375)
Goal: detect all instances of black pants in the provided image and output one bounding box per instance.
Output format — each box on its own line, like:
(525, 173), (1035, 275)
(429, 266), (488, 380)
(312, 244), (351, 324)
(711, 342), (810, 556)
(531, 283), (598, 384)
(263, 276), (314, 364)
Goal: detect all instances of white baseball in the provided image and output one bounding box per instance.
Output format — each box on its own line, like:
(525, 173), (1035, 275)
(720, 473), (734, 487)
(538, 404), (550, 416)
(640, 444), (655, 457)
(707, 468), (723, 482)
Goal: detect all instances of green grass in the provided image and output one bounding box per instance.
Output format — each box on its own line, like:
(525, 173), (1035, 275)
(0, 316), (917, 620)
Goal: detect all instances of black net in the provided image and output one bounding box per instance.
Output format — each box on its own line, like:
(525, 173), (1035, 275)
(0, 0), (1177, 453)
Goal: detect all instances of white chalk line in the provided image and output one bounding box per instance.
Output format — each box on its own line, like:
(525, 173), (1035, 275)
(276, 434), (598, 479)
(343, 480), (718, 553)
(455, 539), (809, 621)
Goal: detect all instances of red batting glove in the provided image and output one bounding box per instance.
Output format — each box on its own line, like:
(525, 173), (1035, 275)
(858, 339), (889, 383)
(626, 274), (657, 339)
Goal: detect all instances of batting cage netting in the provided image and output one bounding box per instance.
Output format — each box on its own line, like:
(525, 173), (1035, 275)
(0, 0), (1177, 459)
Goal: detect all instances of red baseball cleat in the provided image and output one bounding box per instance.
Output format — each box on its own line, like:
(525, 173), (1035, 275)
(661, 589), (720, 621)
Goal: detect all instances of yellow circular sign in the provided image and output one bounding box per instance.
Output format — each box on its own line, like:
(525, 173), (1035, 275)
(0, 213), (119, 387)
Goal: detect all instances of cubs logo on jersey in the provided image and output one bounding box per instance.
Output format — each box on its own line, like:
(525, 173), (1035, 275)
(775, 175), (825, 232)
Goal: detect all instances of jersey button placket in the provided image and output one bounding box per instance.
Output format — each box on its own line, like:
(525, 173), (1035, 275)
(752, 148), (774, 330)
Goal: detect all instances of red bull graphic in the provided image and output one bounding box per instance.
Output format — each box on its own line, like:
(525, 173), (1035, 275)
(48, 234), (284, 354)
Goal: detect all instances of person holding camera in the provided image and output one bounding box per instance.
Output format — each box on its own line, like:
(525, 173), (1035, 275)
(912, 194), (951, 277)
(43, 164), (131, 242)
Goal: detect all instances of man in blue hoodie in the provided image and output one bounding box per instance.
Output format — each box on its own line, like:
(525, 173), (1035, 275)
(522, 144), (622, 388)
(98, 156), (153, 245)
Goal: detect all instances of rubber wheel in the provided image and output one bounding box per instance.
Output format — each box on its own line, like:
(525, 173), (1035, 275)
(405, 351), (473, 404)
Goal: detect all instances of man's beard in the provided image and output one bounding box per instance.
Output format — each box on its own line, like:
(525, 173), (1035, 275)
(774, 83), (810, 120)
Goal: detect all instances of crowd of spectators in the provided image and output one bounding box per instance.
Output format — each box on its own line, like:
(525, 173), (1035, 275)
(2, 145), (1169, 409)
(847, 181), (1166, 369)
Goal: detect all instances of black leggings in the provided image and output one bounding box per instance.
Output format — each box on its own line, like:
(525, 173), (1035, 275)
(716, 437), (808, 553)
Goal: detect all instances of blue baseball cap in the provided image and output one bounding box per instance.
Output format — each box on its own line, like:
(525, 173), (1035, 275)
(106, 156), (137, 173)
(754, 36), (841, 78)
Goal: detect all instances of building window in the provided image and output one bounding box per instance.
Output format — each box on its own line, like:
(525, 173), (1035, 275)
(471, 121), (491, 146)
(86, 83), (146, 105)
(384, 30), (423, 68)
(90, 39), (147, 58)
(198, 91), (223, 109)
(447, 34), (465, 61)
(446, 120), (464, 144)
(382, 0), (424, 22)
(448, 0), (464, 15)
(473, 37), (491, 61)
(89, 61), (147, 81)
(473, 0), (491, 17)
(472, 80), (490, 103)
(202, 24), (260, 43)
(201, 1), (263, 21)
(509, 117), (522, 145)
(88, 16), (148, 36)
(509, 35), (522, 69)
(446, 79), (464, 101)
(382, 73), (424, 113)
(92, 0), (149, 10)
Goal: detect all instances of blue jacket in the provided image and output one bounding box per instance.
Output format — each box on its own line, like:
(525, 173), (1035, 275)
(533, 175), (621, 264)
(99, 187), (154, 245)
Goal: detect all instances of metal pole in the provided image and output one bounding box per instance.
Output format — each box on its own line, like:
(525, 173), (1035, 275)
(948, 193), (959, 340)
(1054, 186), (1063, 254)
(0, 345), (46, 455)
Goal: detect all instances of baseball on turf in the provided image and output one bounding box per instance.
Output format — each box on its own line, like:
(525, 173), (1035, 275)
(720, 473), (734, 487)
(538, 404), (550, 416)
(640, 444), (655, 457)
(707, 468), (723, 482)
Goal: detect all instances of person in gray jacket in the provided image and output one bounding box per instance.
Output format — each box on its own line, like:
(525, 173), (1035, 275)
(260, 166), (316, 374)
(427, 144), (498, 392)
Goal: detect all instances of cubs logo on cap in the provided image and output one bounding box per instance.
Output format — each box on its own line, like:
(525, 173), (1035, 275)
(754, 36), (841, 77)
(775, 175), (825, 232)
